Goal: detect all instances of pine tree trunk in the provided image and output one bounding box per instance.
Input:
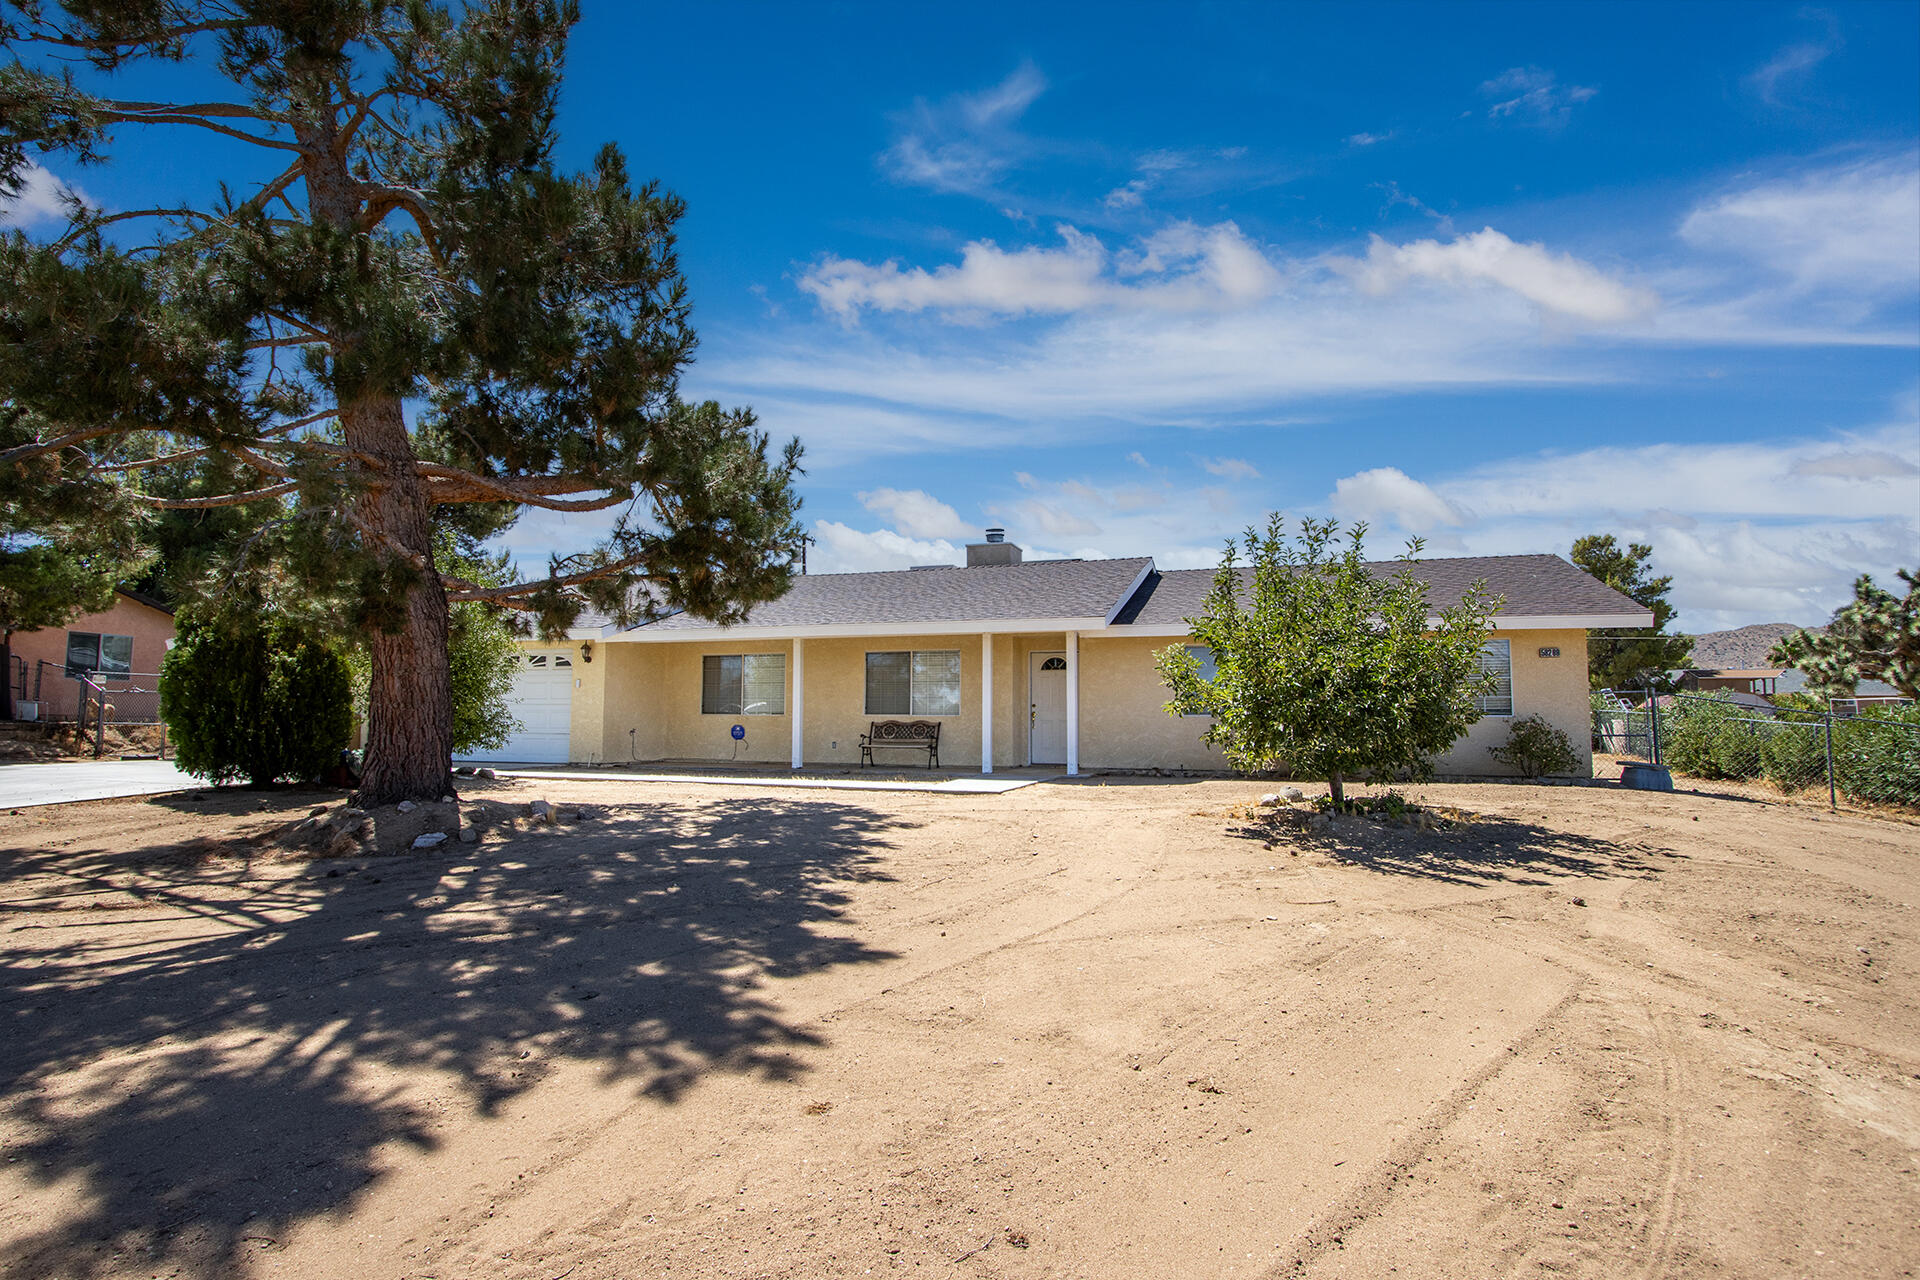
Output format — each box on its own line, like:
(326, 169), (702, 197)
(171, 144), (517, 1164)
(1328, 773), (1344, 807)
(295, 108), (454, 810)
(342, 396), (454, 808)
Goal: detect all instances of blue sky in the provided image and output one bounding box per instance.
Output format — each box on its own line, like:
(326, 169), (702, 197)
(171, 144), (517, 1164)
(6, 1), (1917, 630)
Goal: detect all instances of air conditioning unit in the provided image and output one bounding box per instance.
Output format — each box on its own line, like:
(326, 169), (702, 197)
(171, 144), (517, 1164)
(15, 701), (39, 722)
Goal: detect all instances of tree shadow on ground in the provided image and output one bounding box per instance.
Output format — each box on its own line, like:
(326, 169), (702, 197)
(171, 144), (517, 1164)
(0, 794), (907, 1279)
(1230, 810), (1669, 887)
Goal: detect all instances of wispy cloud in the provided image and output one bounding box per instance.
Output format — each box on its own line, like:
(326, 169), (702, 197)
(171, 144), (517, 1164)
(883, 61), (1048, 197)
(1480, 66), (1597, 124)
(1678, 153), (1920, 295)
(1348, 130), (1394, 147)
(1196, 456), (1261, 482)
(1746, 12), (1841, 105)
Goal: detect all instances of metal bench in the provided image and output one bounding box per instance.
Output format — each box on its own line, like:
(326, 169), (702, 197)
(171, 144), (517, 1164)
(859, 719), (941, 768)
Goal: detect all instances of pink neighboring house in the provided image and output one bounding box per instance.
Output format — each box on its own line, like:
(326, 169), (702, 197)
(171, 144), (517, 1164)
(9, 591), (176, 715)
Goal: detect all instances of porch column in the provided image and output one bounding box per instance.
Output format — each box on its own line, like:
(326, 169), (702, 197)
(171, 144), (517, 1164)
(980, 632), (993, 774)
(1065, 630), (1079, 776)
(790, 638), (805, 770)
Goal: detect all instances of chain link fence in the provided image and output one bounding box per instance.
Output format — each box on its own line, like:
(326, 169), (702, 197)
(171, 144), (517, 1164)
(1595, 688), (1919, 811)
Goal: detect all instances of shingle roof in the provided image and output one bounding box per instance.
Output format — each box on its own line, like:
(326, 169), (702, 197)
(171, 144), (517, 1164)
(635, 557), (1154, 632)
(1109, 554), (1650, 627)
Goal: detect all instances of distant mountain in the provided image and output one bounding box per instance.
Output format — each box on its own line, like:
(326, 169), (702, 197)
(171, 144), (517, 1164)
(1687, 622), (1824, 671)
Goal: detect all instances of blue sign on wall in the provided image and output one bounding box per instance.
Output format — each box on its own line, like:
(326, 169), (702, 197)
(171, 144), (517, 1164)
(731, 723), (746, 741)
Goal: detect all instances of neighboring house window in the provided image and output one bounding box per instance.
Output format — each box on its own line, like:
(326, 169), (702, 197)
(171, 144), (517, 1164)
(66, 632), (134, 678)
(701, 654), (785, 715)
(1182, 645), (1217, 715)
(866, 650), (962, 716)
(1476, 639), (1513, 716)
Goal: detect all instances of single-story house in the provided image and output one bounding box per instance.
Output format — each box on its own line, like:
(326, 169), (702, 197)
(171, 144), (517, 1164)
(459, 531), (1651, 776)
(6, 589), (175, 721)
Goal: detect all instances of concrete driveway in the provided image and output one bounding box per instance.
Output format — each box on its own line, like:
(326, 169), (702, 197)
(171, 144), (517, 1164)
(0, 760), (202, 810)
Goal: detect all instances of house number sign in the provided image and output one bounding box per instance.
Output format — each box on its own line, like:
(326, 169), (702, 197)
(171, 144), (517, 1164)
(1538, 647), (1561, 658)
(731, 723), (746, 740)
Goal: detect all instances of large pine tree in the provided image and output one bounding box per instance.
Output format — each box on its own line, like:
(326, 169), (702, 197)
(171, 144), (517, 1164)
(0, 2), (803, 804)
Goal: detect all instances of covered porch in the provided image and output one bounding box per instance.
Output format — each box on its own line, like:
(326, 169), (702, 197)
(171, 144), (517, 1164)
(589, 628), (1096, 776)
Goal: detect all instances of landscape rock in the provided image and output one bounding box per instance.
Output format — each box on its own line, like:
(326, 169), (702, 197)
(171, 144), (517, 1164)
(458, 825), (479, 844)
(1258, 793), (1282, 808)
(440, 794), (455, 804)
(412, 832), (448, 850)
(476, 768), (497, 779)
(1282, 786), (1306, 802)
(396, 800), (417, 813)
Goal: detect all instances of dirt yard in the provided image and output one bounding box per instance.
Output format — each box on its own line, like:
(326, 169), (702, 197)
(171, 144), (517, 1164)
(2, 775), (1916, 1279)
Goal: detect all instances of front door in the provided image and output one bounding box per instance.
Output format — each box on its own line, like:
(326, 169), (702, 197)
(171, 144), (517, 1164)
(1029, 651), (1067, 764)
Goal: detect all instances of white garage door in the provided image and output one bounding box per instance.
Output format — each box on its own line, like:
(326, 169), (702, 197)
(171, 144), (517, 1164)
(457, 650), (574, 763)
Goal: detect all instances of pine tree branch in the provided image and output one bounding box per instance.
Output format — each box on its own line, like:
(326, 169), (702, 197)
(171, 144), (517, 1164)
(445, 555), (649, 606)
(134, 481), (299, 510)
(0, 425), (119, 464)
(17, 18), (257, 57)
(95, 105), (305, 153)
(415, 463), (633, 511)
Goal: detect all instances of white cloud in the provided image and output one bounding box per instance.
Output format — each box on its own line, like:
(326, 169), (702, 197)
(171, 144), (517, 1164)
(882, 62), (1047, 197)
(0, 161), (90, 229)
(1348, 131), (1393, 147)
(856, 487), (973, 539)
(809, 520), (961, 573)
(1346, 227), (1657, 325)
(1126, 451), (1150, 469)
(798, 220), (1280, 320)
(1330, 467), (1468, 531)
(1196, 456), (1261, 482)
(1791, 449), (1920, 480)
(1480, 67), (1597, 123)
(1679, 155), (1920, 294)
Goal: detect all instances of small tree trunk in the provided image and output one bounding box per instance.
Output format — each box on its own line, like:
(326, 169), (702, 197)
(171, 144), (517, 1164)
(343, 396), (454, 808)
(1328, 772), (1344, 807)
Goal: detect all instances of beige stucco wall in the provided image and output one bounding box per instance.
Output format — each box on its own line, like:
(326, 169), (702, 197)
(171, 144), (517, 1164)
(1434, 629), (1592, 776)
(575, 625), (1592, 776)
(1079, 634), (1225, 771)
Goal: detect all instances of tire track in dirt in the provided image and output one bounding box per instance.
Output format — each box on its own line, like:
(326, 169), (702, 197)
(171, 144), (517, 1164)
(1262, 982), (1586, 1278)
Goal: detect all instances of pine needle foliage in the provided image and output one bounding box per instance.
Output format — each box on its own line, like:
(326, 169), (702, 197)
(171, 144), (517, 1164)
(1, 2), (803, 803)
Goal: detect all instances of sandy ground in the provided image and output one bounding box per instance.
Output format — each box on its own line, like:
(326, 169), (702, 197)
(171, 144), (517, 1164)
(2, 775), (1916, 1280)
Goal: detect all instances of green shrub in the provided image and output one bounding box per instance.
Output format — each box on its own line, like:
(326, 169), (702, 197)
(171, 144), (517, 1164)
(1491, 714), (1581, 777)
(1758, 720), (1827, 792)
(1660, 693), (1764, 781)
(160, 619), (353, 786)
(1834, 705), (1920, 808)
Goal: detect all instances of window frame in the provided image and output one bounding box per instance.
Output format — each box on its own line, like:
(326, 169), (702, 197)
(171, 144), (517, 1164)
(865, 649), (963, 717)
(1475, 638), (1514, 717)
(700, 652), (786, 716)
(65, 631), (134, 679)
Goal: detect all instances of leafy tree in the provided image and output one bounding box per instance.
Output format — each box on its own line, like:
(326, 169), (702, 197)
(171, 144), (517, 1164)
(0, 2), (803, 805)
(1156, 515), (1502, 806)
(1570, 534), (1692, 690)
(1770, 571), (1919, 701)
(160, 617), (353, 786)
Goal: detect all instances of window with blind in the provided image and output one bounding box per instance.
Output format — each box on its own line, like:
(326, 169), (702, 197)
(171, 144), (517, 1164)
(700, 654), (785, 715)
(1181, 644), (1217, 715)
(1476, 639), (1513, 716)
(866, 650), (962, 716)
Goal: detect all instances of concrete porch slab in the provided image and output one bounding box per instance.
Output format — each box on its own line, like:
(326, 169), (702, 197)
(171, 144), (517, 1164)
(485, 763), (1062, 795)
